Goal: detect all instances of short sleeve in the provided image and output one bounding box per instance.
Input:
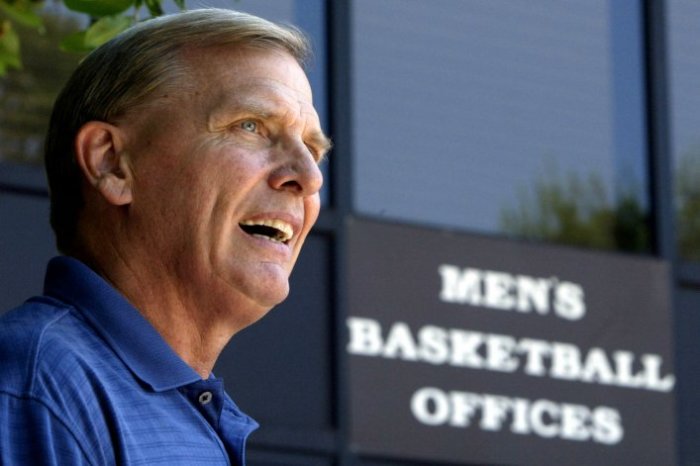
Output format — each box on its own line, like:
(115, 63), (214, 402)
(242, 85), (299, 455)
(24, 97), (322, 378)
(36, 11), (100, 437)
(0, 392), (95, 466)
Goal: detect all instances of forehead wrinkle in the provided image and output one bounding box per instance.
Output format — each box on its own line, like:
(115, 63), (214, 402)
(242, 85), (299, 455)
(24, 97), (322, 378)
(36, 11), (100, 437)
(213, 86), (323, 126)
(208, 94), (276, 127)
(208, 84), (308, 129)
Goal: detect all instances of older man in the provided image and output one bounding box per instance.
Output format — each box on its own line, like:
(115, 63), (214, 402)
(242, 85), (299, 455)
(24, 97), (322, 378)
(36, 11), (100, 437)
(0, 8), (330, 465)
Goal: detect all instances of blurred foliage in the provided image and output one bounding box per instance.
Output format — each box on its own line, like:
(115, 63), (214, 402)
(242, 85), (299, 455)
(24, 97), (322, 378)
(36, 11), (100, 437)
(0, 9), (83, 164)
(676, 144), (700, 261)
(0, 0), (183, 76)
(500, 165), (650, 253)
(0, 0), (183, 164)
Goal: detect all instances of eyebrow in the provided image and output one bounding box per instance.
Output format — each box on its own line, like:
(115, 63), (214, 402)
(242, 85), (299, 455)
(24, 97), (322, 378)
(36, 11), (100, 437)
(208, 98), (274, 129)
(307, 130), (333, 161)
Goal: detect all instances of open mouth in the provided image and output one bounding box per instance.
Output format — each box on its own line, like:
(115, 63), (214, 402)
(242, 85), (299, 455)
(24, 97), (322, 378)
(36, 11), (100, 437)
(239, 219), (293, 244)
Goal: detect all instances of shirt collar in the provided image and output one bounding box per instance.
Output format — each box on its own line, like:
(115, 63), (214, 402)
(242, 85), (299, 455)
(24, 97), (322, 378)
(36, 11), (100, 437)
(43, 255), (202, 392)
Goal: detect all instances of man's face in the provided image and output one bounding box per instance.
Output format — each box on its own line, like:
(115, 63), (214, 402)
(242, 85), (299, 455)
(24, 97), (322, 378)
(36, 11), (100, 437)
(119, 45), (328, 322)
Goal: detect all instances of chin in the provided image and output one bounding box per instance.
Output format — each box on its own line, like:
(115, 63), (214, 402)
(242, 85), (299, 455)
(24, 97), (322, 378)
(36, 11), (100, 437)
(236, 276), (290, 312)
(213, 258), (294, 320)
(237, 290), (287, 330)
(259, 283), (291, 309)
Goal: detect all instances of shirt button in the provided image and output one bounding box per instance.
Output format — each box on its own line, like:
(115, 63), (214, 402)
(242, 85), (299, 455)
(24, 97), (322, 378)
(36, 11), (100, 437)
(198, 391), (213, 405)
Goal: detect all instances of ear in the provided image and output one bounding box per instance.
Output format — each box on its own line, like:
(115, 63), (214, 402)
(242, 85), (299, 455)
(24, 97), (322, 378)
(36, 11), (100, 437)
(74, 121), (133, 206)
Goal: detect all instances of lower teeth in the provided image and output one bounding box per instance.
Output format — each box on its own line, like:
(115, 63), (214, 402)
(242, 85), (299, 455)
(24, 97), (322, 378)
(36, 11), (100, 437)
(253, 233), (282, 243)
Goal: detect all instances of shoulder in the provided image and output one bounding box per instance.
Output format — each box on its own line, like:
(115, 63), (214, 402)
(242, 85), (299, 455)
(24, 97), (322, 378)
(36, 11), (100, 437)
(0, 297), (106, 398)
(0, 298), (116, 464)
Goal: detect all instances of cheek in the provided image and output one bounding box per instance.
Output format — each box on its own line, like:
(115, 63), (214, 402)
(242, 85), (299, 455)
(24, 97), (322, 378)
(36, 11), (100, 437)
(301, 197), (321, 237)
(305, 195), (321, 221)
(294, 196), (321, 252)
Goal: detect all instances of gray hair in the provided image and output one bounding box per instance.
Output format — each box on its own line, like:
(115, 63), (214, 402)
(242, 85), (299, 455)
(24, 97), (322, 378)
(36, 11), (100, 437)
(45, 8), (311, 253)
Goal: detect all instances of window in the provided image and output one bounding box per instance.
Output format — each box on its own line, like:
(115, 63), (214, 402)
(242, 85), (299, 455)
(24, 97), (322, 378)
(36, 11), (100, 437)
(352, 0), (649, 252)
(667, 0), (700, 262)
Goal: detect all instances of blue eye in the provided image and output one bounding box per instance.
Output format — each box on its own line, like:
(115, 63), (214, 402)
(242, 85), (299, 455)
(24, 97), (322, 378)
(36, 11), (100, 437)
(241, 120), (257, 132)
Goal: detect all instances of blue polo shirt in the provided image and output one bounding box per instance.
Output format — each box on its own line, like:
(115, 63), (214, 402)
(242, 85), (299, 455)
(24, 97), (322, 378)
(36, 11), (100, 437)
(0, 256), (258, 465)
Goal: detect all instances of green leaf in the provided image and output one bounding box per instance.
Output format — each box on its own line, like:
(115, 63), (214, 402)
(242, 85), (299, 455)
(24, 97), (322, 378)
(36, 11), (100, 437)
(0, 20), (21, 75)
(84, 14), (133, 48)
(0, 0), (44, 30)
(64, 0), (135, 17)
(172, 0), (185, 11)
(59, 30), (94, 53)
(0, 47), (21, 68)
(0, 20), (19, 54)
(143, 0), (162, 17)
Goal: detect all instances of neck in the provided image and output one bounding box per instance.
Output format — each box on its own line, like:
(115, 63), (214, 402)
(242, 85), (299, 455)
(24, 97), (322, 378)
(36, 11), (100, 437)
(75, 241), (263, 379)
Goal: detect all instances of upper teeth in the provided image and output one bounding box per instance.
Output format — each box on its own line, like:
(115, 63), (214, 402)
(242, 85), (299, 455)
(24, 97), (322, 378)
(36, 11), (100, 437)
(240, 219), (294, 242)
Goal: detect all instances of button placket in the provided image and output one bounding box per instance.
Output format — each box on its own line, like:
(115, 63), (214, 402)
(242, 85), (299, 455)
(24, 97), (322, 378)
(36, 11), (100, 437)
(182, 378), (226, 430)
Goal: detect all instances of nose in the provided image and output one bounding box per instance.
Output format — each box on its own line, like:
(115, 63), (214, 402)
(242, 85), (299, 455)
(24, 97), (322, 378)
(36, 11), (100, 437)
(269, 141), (324, 196)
